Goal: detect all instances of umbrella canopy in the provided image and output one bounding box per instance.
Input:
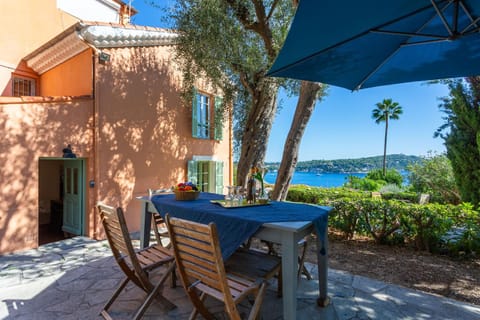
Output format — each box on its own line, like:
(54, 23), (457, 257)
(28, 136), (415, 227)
(267, 0), (480, 90)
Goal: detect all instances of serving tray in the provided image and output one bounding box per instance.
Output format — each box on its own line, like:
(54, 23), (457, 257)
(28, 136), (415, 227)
(210, 199), (271, 209)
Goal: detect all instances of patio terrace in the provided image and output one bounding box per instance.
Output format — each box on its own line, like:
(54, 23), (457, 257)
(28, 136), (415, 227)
(0, 237), (479, 319)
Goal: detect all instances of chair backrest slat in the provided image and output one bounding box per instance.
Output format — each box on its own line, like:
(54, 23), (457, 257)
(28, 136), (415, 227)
(175, 242), (216, 261)
(179, 258), (220, 288)
(106, 225), (123, 239)
(103, 219), (131, 255)
(176, 249), (216, 269)
(170, 223), (212, 242)
(151, 212), (170, 247)
(152, 212), (164, 225)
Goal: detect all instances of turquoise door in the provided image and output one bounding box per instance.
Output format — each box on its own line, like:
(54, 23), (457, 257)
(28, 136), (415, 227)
(62, 160), (83, 235)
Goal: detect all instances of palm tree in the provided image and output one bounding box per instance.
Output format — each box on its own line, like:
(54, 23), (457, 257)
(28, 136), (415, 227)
(372, 98), (403, 176)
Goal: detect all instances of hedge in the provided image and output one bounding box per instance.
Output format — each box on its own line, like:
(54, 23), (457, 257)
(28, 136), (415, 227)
(286, 186), (480, 257)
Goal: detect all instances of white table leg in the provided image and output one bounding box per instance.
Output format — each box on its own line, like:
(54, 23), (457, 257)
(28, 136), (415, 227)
(281, 231), (299, 320)
(316, 231), (329, 306)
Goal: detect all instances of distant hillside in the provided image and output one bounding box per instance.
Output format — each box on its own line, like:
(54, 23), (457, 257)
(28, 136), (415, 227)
(266, 154), (422, 173)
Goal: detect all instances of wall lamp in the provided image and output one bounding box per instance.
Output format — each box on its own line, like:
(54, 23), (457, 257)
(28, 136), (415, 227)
(99, 51), (111, 63)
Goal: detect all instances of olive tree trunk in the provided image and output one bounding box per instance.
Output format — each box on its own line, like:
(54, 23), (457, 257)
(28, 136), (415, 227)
(272, 81), (323, 201)
(236, 78), (280, 187)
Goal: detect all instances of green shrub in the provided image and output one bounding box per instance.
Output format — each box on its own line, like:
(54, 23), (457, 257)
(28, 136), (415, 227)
(441, 203), (480, 257)
(284, 184), (480, 257)
(286, 185), (322, 203)
(379, 183), (403, 193)
(344, 176), (384, 191)
(329, 197), (363, 239)
(365, 169), (385, 182)
(343, 168), (403, 191)
(286, 185), (367, 204)
(407, 154), (460, 204)
(359, 199), (404, 244)
(367, 168), (403, 186)
(401, 203), (454, 252)
(381, 191), (418, 202)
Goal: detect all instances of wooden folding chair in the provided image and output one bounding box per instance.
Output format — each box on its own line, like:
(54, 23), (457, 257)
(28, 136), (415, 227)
(256, 238), (312, 281)
(297, 238), (313, 280)
(151, 212), (171, 248)
(97, 203), (176, 320)
(165, 214), (281, 320)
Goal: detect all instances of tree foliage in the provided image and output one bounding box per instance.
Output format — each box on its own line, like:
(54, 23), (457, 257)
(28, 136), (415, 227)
(436, 78), (480, 207)
(372, 98), (403, 175)
(407, 153), (460, 204)
(366, 168), (403, 186)
(169, 0), (297, 185)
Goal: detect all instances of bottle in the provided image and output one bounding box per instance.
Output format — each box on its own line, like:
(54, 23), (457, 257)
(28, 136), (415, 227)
(246, 171), (256, 204)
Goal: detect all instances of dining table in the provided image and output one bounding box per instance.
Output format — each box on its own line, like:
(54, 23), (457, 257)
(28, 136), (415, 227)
(137, 192), (332, 320)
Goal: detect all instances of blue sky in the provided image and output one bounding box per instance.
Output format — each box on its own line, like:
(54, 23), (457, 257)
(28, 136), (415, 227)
(131, 0), (449, 162)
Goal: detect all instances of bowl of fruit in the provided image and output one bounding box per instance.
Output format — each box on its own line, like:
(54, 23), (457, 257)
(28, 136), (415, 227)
(174, 182), (200, 201)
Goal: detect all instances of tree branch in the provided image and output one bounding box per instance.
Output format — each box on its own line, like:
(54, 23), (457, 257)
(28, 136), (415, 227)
(266, 0), (280, 22)
(252, 0), (276, 58)
(232, 63), (255, 97)
(225, 0), (277, 59)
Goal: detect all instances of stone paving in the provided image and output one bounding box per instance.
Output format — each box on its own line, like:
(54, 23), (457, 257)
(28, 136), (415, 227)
(0, 237), (479, 320)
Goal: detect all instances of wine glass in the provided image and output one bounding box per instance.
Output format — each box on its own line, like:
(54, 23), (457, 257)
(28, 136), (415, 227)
(224, 186), (234, 206)
(233, 186), (244, 206)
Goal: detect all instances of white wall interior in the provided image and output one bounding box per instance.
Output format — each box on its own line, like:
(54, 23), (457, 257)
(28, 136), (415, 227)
(57, 0), (120, 23)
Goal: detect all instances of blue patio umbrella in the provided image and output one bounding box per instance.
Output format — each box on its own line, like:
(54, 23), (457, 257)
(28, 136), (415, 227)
(267, 0), (480, 90)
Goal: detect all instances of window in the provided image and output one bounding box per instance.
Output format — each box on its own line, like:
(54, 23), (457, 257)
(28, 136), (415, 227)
(193, 92), (210, 139)
(188, 160), (224, 194)
(192, 88), (224, 140)
(12, 77), (35, 96)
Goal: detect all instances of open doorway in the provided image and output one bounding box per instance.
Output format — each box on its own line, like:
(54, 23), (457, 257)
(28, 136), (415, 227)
(38, 158), (85, 245)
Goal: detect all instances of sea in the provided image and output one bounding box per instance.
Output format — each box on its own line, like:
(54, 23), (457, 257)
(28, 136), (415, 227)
(263, 171), (367, 188)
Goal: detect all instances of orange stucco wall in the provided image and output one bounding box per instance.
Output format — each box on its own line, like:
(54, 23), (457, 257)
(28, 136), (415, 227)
(40, 49), (93, 96)
(0, 97), (94, 254)
(0, 22), (232, 253)
(0, 0), (80, 96)
(94, 45), (231, 232)
(0, 44), (232, 254)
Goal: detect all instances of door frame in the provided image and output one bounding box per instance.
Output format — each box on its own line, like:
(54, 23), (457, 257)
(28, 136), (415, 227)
(38, 157), (86, 236)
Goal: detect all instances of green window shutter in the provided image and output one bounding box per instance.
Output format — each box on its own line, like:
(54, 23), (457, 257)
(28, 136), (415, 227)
(204, 97), (211, 139)
(192, 88), (199, 138)
(214, 96), (224, 141)
(199, 161), (207, 192)
(187, 160), (198, 185)
(215, 161), (224, 194)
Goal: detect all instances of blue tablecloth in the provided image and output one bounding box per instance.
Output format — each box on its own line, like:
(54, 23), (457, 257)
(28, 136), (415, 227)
(151, 192), (330, 259)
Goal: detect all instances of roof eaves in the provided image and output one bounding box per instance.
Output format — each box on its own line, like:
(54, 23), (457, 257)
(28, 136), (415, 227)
(23, 21), (178, 74)
(77, 23), (178, 48)
(24, 23), (90, 75)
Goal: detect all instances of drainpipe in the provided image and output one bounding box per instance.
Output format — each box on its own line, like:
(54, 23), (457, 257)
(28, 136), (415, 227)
(78, 43), (100, 239)
(78, 29), (101, 240)
(91, 49), (100, 239)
